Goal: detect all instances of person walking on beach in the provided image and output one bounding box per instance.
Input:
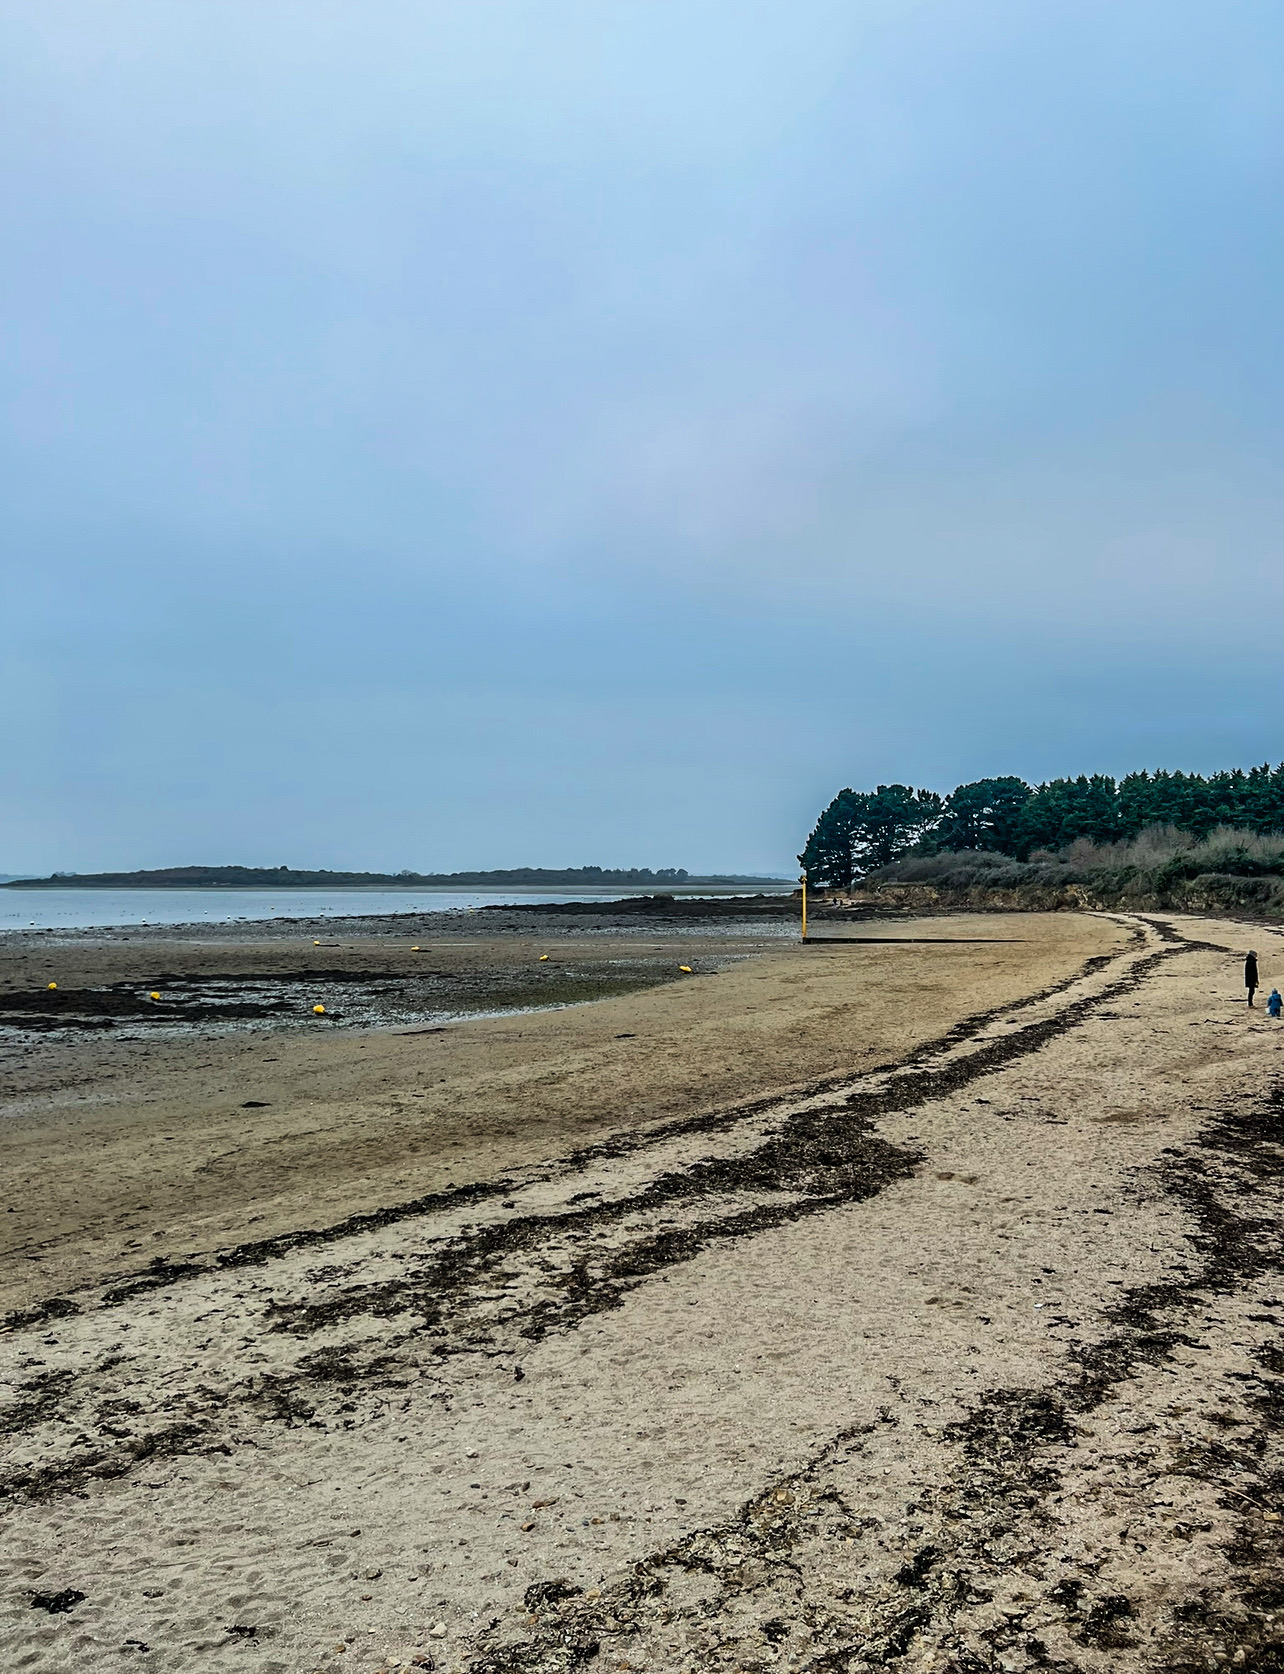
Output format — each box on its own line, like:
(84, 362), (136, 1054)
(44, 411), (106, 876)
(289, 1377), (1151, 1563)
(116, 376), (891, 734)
(1245, 950), (1259, 1008)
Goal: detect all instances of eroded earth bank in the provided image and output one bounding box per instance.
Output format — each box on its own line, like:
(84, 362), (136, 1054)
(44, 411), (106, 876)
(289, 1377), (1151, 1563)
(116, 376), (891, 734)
(3, 905), (1284, 1673)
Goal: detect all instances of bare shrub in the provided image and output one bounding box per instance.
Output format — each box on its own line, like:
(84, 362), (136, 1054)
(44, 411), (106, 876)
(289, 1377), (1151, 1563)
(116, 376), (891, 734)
(866, 823), (1284, 916)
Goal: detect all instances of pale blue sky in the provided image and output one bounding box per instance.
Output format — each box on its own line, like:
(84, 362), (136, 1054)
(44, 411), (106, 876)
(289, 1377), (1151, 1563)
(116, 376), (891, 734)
(4, 1), (1283, 873)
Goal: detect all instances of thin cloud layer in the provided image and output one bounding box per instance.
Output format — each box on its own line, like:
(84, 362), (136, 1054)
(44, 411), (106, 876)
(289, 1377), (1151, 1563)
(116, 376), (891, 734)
(4, 1), (1282, 871)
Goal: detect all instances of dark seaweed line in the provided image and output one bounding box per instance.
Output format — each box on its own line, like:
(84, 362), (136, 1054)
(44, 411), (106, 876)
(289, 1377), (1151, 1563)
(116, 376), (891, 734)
(0, 1127), (918, 1502)
(269, 1127), (921, 1339)
(468, 1423), (886, 1674)
(842, 942), (1176, 1125)
(268, 935), (1177, 1343)
(544, 941), (1136, 1176)
(461, 1058), (1284, 1674)
(0, 933), (1167, 1502)
(1, 930), (1148, 1334)
(205, 936), (1141, 1265)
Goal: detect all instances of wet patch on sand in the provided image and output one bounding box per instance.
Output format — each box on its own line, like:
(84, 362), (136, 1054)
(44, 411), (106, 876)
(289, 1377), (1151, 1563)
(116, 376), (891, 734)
(0, 962), (691, 1037)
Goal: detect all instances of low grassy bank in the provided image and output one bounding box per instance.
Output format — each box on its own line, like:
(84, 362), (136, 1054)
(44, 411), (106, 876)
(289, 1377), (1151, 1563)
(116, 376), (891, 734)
(840, 825), (1284, 918)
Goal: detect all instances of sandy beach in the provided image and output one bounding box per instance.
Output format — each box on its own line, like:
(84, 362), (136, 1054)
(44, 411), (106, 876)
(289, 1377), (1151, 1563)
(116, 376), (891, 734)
(3, 902), (1283, 1672)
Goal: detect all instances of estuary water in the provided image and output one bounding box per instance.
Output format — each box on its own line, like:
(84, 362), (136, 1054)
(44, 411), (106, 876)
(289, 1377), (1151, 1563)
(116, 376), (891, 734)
(0, 886), (792, 934)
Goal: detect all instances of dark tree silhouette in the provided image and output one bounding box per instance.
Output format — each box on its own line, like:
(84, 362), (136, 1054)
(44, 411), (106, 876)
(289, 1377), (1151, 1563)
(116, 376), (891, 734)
(800, 784), (944, 884)
(936, 778), (1032, 853)
(803, 762), (1284, 880)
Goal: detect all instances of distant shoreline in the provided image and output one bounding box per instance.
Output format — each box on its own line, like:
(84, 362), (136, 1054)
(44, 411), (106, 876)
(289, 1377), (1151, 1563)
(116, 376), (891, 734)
(4, 867), (790, 891)
(3, 882), (793, 893)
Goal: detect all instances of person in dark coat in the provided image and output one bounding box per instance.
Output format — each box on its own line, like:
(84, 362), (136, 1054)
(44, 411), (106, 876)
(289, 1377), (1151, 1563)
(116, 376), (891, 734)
(1245, 950), (1259, 1007)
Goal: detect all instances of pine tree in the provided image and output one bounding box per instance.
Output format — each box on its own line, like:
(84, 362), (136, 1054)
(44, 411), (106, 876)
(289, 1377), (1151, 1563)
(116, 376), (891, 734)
(799, 785), (943, 881)
(804, 763), (1284, 877)
(799, 789), (863, 888)
(937, 778), (1032, 855)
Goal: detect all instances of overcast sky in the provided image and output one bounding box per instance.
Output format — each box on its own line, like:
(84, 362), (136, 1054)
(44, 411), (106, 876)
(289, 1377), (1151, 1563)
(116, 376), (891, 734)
(4, 1), (1282, 874)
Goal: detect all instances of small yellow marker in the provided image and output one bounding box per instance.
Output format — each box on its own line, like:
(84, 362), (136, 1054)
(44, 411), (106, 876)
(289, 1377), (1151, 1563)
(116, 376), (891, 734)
(149, 991), (161, 1001)
(411, 945), (420, 951)
(313, 1004), (326, 1014)
(313, 940), (321, 946)
(539, 954), (549, 961)
(679, 965), (692, 973)
(47, 981), (57, 990)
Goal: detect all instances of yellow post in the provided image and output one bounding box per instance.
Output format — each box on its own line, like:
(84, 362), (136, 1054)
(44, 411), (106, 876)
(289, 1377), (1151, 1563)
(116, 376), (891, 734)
(800, 872), (808, 941)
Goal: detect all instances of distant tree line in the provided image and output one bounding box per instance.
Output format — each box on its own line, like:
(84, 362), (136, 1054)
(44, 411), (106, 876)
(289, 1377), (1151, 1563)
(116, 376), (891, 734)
(800, 766), (1284, 888)
(5, 863), (787, 890)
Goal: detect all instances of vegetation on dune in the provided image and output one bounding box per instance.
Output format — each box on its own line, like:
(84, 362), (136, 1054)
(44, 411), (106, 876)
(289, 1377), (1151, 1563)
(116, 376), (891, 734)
(801, 766), (1284, 915)
(862, 827), (1284, 915)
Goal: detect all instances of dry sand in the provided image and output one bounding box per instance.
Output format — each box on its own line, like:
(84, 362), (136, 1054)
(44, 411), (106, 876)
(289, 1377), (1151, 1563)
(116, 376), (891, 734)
(2, 907), (1283, 1672)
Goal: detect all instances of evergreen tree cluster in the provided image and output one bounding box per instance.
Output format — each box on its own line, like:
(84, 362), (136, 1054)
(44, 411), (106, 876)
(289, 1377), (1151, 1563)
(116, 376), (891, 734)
(800, 766), (1284, 887)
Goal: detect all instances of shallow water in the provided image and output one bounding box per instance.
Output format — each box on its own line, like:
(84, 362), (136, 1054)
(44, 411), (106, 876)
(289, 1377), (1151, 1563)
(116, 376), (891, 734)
(0, 963), (679, 1040)
(0, 885), (791, 934)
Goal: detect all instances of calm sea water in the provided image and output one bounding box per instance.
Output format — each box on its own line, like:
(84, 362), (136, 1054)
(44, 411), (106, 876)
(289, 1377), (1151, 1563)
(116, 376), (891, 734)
(0, 886), (791, 934)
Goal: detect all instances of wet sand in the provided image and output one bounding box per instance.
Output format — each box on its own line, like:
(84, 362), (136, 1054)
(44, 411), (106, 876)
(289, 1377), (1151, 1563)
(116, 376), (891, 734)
(0, 905), (1096, 1311)
(3, 907), (1284, 1672)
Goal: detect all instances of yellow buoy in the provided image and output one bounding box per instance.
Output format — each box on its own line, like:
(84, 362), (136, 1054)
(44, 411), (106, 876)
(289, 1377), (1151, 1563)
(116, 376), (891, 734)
(47, 981), (57, 990)
(679, 965), (692, 973)
(411, 945), (420, 952)
(313, 939), (321, 946)
(313, 1004), (326, 1014)
(149, 991), (161, 1001)
(539, 954), (549, 961)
